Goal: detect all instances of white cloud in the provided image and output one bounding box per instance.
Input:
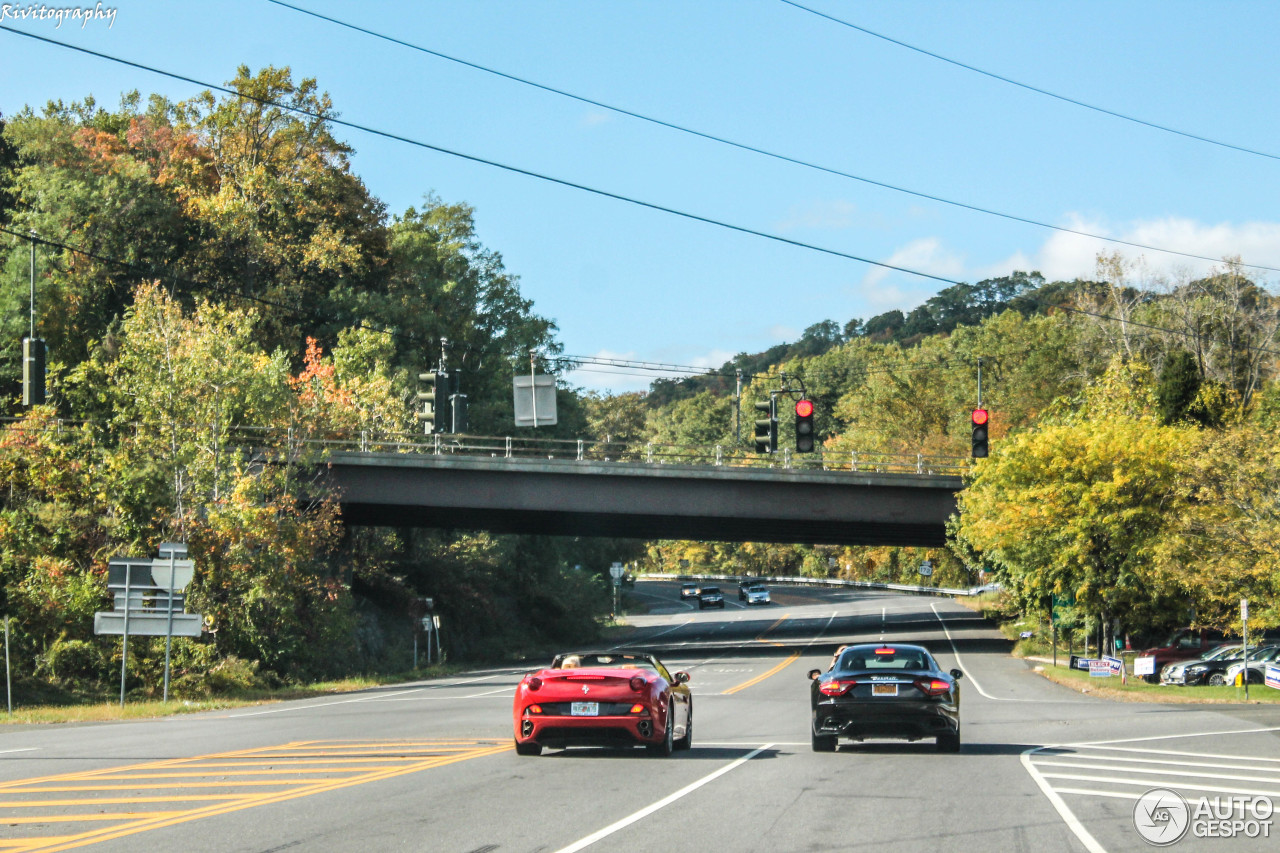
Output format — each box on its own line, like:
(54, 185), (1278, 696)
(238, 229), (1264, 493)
(858, 237), (966, 308)
(995, 216), (1280, 285)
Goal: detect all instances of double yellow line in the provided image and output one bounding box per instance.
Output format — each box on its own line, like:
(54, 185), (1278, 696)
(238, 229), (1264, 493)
(722, 614), (801, 694)
(0, 740), (508, 852)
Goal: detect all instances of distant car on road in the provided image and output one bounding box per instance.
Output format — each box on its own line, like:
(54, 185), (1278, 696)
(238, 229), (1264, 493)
(512, 651), (692, 756)
(744, 584), (771, 605)
(680, 582), (699, 600)
(808, 642), (962, 753)
(698, 586), (725, 609)
(738, 580), (754, 600)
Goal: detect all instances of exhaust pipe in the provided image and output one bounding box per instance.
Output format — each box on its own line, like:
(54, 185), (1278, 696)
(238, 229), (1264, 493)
(522, 720), (534, 737)
(637, 720), (653, 738)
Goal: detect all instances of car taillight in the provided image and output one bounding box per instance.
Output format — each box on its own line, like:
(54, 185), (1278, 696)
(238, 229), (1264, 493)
(915, 678), (950, 697)
(526, 704), (543, 715)
(527, 677), (542, 691)
(819, 679), (856, 696)
(629, 703), (646, 714)
(629, 675), (646, 691)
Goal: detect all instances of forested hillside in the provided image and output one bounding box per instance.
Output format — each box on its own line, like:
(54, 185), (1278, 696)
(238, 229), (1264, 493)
(1, 68), (1277, 701)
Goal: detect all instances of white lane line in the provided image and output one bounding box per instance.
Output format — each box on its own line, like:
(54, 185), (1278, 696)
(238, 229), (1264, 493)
(226, 674), (515, 716)
(1035, 759), (1280, 787)
(930, 603), (1016, 702)
(0, 748), (39, 755)
(448, 686), (516, 699)
(1064, 743), (1280, 764)
(1020, 749), (1109, 853)
(1036, 751), (1280, 774)
(612, 618), (695, 649)
(1037, 772), (1280, 799)
(1065, 725), (1280, 749)
(553, 744), (773, 853)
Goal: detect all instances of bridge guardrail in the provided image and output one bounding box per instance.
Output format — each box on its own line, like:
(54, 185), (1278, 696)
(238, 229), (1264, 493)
(0, 419), (967, 477)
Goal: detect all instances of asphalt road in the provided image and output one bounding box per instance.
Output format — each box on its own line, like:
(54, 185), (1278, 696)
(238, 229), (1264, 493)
(1, 580), (1277, 852)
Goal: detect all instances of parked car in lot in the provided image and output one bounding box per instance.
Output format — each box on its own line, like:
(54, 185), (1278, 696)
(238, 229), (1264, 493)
(680, 582), (699, 600)
(1134, 627), (1231, 683)
(1220, 645), (1280, 686)
(1161, 644), (1252, 685)
(809, 643), (963, 753)
(744, 584), (771, 605)
(697, 586), (725, 609)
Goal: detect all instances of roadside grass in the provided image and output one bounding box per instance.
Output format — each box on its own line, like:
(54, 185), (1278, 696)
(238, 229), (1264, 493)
(1032, 661), (1280, 704)
(0, 668), (465, 726)
(954, 591), (1280, 704)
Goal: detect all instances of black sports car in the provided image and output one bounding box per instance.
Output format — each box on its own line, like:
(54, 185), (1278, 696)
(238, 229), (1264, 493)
(809, 642), (962, 752)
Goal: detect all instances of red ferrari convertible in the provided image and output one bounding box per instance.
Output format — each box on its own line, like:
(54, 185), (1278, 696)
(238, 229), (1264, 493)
(513, 651), (692, 756)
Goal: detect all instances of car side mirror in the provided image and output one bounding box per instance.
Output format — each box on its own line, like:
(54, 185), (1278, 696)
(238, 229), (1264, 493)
(808, 669), (822, 681)
(950, 668), (964, 679)
(674, 671), (691, 684)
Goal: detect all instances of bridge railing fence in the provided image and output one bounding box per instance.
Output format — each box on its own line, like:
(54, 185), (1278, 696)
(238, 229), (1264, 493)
(0, 418), (968, 476)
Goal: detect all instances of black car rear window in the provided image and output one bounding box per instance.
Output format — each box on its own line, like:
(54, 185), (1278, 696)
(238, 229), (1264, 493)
(702, 587), (721, 594)
(840, 649), (929, 671)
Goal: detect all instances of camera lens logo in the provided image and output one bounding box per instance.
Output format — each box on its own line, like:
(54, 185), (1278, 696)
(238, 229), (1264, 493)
(1134, 788), (1190, 846)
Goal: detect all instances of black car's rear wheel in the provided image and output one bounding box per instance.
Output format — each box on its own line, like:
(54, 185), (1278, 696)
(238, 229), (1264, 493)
(514, 740), (542, 756)
(811, 731), (837, 752)
(648, 705), (675, 756)
(1208, 672), (1228, 686)
(936, 731), (961, 753)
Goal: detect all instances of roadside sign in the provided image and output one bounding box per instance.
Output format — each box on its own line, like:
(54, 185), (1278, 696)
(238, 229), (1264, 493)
(1134, 656), (1156, 677)
(609, 562), (625, 580)
(919, 560), (933, 577)
(1089, 659), (1114, 677)
(1266, 664), (1280, 691)
(1069, 656), (1095, 672)
(513, 374), (557, 427)
(1242, 598), (1249, 621)
(94, 612), (202, 637)
(1103, 656), (1123, 675)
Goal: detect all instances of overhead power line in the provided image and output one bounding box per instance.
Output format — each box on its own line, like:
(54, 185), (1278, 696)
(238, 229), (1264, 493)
(267, 0), (1280, 275)
(2, 30), (1276, 365)
(0, 24), (966, 288)
(781, 0), (1280, 164)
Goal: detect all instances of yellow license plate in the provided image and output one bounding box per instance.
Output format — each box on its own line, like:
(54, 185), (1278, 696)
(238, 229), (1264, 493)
(871, 684), (898, 696)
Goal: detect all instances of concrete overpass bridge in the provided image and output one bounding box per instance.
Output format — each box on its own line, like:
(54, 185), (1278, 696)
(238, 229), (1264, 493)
(324, 450), (965, 547)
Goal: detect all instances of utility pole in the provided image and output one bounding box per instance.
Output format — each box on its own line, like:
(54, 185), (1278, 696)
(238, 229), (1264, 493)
(734, 369), (742, 442)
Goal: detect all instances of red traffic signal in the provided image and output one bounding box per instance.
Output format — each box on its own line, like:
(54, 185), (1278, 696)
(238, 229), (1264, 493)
(795, 398), (815, 453)
(971, 408), (989, 458)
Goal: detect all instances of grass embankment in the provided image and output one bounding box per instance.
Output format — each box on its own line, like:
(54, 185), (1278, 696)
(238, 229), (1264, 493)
(1, 668), (466, 726)
(957, 592), (1280, 704)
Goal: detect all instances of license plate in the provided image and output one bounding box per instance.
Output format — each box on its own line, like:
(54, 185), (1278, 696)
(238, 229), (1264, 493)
(871, 684), (898, 696)
(570, 702), (599, 716)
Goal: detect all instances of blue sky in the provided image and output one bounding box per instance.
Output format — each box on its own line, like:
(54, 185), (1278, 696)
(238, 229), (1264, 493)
(2, 1), (1278, 392)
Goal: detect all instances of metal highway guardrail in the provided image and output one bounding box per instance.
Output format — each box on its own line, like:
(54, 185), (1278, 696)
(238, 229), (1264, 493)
(1, 419), (970, 477)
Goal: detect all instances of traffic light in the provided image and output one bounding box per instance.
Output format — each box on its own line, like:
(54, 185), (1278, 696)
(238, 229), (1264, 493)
(971, 408), (989, 458)
(752, 398), (777, 453)
(417, 372), (438, 433)
(795, 398), (815, 453)
(22, 337), (45, 407)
